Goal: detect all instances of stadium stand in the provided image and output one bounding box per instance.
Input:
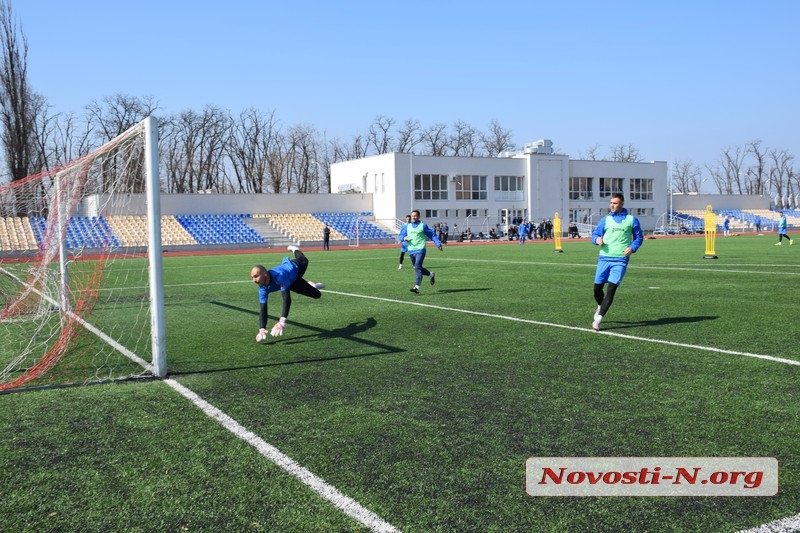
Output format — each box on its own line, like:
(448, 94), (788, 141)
(10, 208), (789, 254)
(107, 215), (197, 247)
(29, 215), (121, 249)
(313, 212), (393, 240)
(175, 214), (267, 246)
(0, 216), (38, 251)
(257, 213), (342, 243)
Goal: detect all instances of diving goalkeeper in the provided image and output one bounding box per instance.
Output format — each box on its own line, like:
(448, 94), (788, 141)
(250, 246), (323, 341)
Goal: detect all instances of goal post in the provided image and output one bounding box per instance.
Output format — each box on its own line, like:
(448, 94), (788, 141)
(0, 116), (167, 391)
(145, 116), (166, 378)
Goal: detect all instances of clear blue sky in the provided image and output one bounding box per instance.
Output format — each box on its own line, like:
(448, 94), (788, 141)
(14, 1), (800, 177)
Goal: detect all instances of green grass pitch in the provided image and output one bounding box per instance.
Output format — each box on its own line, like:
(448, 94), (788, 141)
(1, 234), (799, 532)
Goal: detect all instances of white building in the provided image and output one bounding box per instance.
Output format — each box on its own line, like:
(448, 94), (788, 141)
(330, 140), (668, 236)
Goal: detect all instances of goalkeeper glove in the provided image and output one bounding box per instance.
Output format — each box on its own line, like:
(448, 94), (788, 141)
(270, 317), (286, 337)
(256, 328), (268, 342)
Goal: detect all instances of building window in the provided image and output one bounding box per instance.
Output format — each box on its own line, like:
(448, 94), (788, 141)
(569, 208), (593, 225)
(629, 178), (653, 200)
(599, 177), (623, 198)
(630, 207), (654, 216)
(494, 175), (524, 201)
(455, 175), (488, 200)
(414, 174), (449, 200)
(425, 209), (439, 219)
(569, 177), (593, 200)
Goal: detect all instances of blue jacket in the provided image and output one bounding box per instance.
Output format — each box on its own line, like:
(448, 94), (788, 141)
(258, 256), (298, 304)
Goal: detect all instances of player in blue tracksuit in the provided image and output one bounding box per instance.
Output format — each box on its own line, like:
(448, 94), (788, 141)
(397, 210), (442, 294)
(518, 221), (528, 245)
(590, 193), (644, 331)
(397, 214), (411, 269)
(250, 246), (322, 341)
(776, 212), (793, 245)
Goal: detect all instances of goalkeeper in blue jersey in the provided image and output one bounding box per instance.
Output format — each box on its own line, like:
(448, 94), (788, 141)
(397, 209), (442, 294)
(250, 246), (323, 341)
(590, 193), (644, 331)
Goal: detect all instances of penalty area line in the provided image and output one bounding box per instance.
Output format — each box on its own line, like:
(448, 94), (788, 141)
(164, 378), (399, 533)
(325, 290), (800, 368)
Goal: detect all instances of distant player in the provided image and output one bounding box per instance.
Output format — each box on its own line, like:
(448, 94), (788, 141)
(397, 210), (442, 294)
(775, 212), (793, 245)
(250, 246), (323, 341)
(397, 214), (411, 269)
(590, 193), (644, 331)
(518, 220), (528, 245)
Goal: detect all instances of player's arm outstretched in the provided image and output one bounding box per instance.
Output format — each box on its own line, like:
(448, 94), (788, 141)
(424, 224), (444, 250)
(270, 290), (292, 336)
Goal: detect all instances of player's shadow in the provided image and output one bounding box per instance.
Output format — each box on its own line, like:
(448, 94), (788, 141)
(603, 315), (718, 330)
(434, 288), (491, 294)
(207, 301), (403, 364)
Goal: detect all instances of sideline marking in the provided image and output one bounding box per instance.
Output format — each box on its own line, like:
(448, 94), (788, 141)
(0, 267), (398, 532)
(323, 289), (800, 367)
(737, 513), (800, 533)
(165, 379), (399, 533)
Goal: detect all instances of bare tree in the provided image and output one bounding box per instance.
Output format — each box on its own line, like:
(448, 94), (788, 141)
(705, 163), (728, 194)
(348, 133), (369, 160)
(0, 1), (35, 189)
(160, 106), (230, 193)
(227, 108), (279, 193)
(609, 143), (642, 162)
(744, 139), (767, 195)
(481, 119), (514, 156)
(285, 124), (322, 193)
(671, 159), (702, 193)
(420, 122), (449, 156)
(579, 144), (602, 161)
(449, 120), (482, 157)
(394, 118), (421, 153)
(768, 148), (794, 209)
(718, 145), (747, 195)
(367, 115), (394, 155)
(85, 94), (159, 143)
(28, 92), (54, 173)
(82, 94), (161, 193)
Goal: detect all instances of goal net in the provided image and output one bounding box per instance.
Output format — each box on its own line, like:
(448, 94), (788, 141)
(0, 117), (166, 392)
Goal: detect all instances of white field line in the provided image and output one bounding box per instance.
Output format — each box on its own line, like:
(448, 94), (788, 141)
(0, 267), (398, 532)
(737, 513), (800, 533)
(0, 266), (153, 372)
(322, 289), (800, 367)
(165, 379), (399, 533)
(34, 256), (798, 532)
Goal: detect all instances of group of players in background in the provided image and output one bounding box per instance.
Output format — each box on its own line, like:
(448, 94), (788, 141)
(250, 192), (799, 339)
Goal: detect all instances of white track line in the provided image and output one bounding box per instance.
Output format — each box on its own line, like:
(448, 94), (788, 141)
(165, 379), (399, 533)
